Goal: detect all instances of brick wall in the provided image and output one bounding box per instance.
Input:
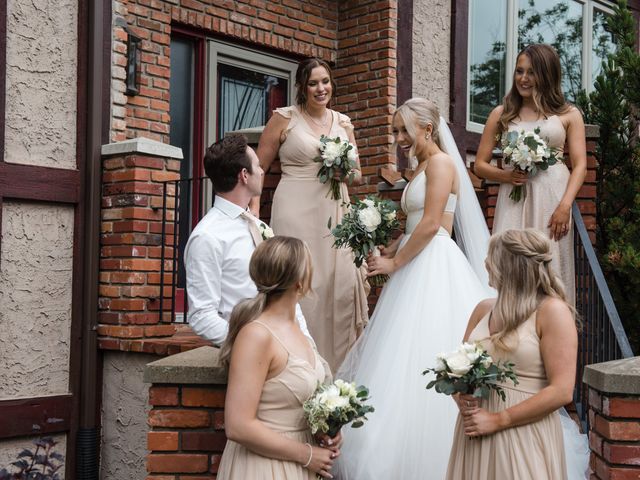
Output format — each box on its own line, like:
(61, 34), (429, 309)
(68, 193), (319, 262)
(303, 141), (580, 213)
(111, 0), (339, 144)
(585, 357), (640, 480)
(98, 140), (213, 353)
(147, 383), (227, 478)
(335, 0), (398, 197)
(110, 0), (398, 195)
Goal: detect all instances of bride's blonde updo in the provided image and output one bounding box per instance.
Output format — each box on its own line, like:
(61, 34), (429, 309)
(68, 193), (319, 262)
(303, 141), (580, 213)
(393, 98), (441, 163)
(485, 228), (576, 350)
(220, 236), (313, 367)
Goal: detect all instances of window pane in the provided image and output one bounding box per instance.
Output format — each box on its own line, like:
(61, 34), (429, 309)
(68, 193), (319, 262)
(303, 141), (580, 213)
(592, 7), (616, 82)
(217, 63), (288, 139)
(170, 37), (194, 179)
(517, 0), (583, 102)
(468, 0), (507, 125)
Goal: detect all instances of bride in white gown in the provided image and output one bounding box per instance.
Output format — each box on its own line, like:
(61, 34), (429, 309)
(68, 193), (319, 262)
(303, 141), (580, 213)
(334, 98), (588, 479)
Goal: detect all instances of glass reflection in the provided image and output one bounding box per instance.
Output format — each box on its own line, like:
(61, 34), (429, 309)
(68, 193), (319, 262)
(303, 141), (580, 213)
(517, 0), (583, 103)
(468, 0), (508, 125)
(592, 8), (616, 81)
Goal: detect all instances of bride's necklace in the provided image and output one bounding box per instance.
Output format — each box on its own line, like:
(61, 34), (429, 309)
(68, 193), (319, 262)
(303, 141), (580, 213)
(304, 108), (329, 128)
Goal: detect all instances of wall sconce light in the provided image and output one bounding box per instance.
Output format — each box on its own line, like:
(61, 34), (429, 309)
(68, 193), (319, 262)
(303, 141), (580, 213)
(126, 32), (142, 96)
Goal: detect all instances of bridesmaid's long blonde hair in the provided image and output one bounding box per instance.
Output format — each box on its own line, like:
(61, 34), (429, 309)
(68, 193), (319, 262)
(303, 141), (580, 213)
(485, 229), (576, 350)
(498, 44), (572, 134)
(219, 236), (313, 368)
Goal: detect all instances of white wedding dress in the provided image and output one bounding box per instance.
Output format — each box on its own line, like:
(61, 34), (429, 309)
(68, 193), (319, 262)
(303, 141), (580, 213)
(334, 169), (491, 480)
(334, 117), (589, 480)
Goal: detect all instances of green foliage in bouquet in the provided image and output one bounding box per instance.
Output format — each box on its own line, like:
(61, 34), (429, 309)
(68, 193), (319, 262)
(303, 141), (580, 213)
(329, 195), (399, 287)
(423, 343), (518, 401)
(577, 0), (640, 352)
(314, 135), (357, 200)
(303, 380), (375, 438)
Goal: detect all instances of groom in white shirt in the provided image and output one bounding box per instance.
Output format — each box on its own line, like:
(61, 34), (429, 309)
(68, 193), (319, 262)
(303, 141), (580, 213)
(184, 134), (312, 345)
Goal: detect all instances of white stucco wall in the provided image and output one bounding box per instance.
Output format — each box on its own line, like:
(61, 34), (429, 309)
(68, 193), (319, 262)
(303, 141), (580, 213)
(0, 435), (66, 478)
(4, 0), (78, 168)
(100, 352), (157, 479)
(412, 0), (452, 121)
(0, 202), (74, 400)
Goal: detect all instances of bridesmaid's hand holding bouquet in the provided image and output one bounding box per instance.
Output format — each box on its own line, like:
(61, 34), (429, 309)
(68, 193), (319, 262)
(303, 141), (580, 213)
(499, 127), (562, 202)
(314, 135), (357, 200)
(423, 342), (518, 401)
(303, 379), (375, 438)
(329, 196), (400, 287)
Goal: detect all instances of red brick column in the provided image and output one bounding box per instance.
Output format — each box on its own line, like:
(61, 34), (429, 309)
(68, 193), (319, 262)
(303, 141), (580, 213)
(145, 346), (228, 479)
(584, 358), (640, 480)
(335, 0), (398, 197)
(99, 137), (182, 351)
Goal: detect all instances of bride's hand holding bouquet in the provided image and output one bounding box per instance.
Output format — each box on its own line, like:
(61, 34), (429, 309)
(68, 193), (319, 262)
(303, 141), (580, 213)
(329, 195), (400, 287)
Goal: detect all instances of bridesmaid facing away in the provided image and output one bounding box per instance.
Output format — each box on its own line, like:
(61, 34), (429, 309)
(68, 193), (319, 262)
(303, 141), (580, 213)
(254, 57), (369, 372)
(474, 44), (587, 305)
(217, 236), (340, 480)
(447, 228), (579, 480)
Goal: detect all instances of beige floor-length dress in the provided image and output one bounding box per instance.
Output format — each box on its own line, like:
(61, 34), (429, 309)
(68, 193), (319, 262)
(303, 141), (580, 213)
(493, 115), (575, 305)
(217, 321), (330, 480)
(446, 310), (567, 480)
(270, 105), (369, 372)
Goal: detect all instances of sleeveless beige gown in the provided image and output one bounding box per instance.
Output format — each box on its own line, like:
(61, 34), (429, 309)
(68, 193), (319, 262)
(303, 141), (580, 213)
(217, 321), (330, 480)
(493, 115), (575, 305)
(446, 310), (567, 479)
(270, 105), (369, 372)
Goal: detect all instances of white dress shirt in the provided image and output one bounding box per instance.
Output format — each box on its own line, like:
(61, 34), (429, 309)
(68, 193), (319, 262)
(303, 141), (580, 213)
(184, 195), (312, 345)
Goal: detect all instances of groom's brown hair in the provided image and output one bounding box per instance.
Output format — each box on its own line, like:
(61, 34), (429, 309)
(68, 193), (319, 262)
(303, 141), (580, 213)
(204, 134), (251, 193)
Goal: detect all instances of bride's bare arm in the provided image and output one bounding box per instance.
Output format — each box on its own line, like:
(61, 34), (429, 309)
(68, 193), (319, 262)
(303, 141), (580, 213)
(374, 155), (455, 273)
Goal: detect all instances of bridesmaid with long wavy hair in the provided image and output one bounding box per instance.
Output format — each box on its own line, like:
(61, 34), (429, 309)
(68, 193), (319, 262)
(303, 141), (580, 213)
(474, 44), (587, 305)
(447, 228), (580, 480)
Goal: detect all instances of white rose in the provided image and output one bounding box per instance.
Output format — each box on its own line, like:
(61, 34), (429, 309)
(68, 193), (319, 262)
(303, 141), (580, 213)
(321, 141), (342, 162)
(445, 351), (473, 377)
(259, 222), (274, 240)
(358, 206), (382, 232)
(335, 379), (358, 398)
(384, 210), (397, 222)
(503, 145), (513, 156)
(434, 352), (447, 372)
(347, 145), (357, 163)
(460, 343), (481, 363)
(362, 198), (375, 208)
(321, 385), (350, 410)
(481, 355), (493, 369)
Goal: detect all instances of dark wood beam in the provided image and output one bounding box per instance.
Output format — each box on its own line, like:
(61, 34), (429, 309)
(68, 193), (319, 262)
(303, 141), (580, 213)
(0, 395), (73, 439)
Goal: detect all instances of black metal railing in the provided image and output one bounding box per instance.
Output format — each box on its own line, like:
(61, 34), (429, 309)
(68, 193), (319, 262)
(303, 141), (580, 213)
(159, 176), (212, 324)
(572, 202), (634, 429)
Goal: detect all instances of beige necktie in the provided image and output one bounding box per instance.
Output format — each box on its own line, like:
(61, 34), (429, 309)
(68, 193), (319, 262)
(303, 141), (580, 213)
(240, 211), (263, 247)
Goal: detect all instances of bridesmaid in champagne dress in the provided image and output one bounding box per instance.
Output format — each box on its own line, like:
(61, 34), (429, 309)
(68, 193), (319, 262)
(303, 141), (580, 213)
(447, 229), (580, 480)
(217, 237), (338, 480)
(256, 58), (369, 372)
(474, 44), (587, 305)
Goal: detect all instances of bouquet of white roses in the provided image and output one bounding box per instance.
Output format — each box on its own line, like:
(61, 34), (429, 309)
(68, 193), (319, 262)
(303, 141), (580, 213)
(423, 342), (518, 401)
(314, 135), (357, 200)
(499, 127), (562, 202)
(329, 195), (400, 287)
(303, 379), (375, 438)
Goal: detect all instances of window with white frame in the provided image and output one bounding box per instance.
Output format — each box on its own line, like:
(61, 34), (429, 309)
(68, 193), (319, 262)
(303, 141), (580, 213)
(207, 41), (297, 149)
(467, 0), (616, 132)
